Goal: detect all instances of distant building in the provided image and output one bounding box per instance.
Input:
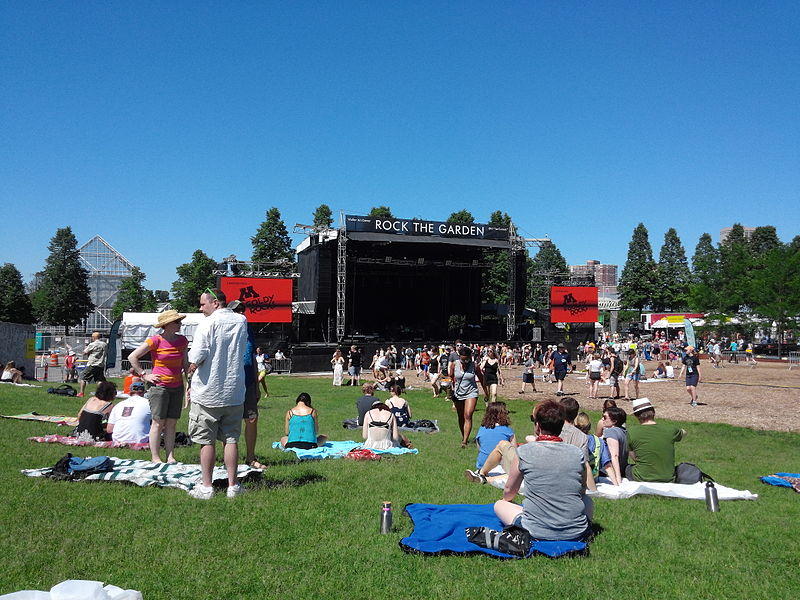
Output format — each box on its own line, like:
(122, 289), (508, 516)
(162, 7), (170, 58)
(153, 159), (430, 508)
(570, 260), (618, 301)
(719, 226), (756, 244)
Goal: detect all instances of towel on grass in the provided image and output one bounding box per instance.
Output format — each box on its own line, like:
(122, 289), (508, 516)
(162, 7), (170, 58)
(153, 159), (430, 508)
(761, 472), (800, 493)
(2, 412), (78, 427)
(21, 458), (262, 491)
(342, 419), (439, 433)
(399, 503), (587, 559)
(28, 434), (150, 450)
(272, 440), (418, 460)
(486, 471), (757, 500)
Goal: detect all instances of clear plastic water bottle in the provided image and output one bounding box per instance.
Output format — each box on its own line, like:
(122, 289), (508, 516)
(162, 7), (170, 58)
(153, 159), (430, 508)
(380, 501), (393, 533)
(705, 481), (720, 512)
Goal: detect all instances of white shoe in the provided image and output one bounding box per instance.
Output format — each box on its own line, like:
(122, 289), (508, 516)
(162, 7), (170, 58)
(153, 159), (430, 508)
(226, 484), (244, 498)
(188, 484), (214, 500)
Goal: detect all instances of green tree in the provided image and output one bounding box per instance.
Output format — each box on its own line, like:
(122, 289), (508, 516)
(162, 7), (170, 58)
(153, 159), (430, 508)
(688, 233), (720, 312)
(527, 242), (569, 312)
(749, 245), (800, 353)
(717, 223), (751, 314)
(447, 210), (475, 224)
(790, 235), (800, 252)
(251, 207), (294, 269)
(112, 266), (157, 320)
(0, 263), (35, 324)
(653, 228), (691, 311)
(368, 206), (393, 218)
(153, 290), (170, 303)
(618, 223), (657, 311)
(171, 250), (217, 312)
(312, 204), (334, 228)
(749, 226), (781, 257)
(32, 227), (94, 333)
(482, 211), (512, 305)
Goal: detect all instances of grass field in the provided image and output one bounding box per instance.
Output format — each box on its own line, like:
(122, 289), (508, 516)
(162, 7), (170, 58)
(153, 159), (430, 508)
(1, 376), (798, 599)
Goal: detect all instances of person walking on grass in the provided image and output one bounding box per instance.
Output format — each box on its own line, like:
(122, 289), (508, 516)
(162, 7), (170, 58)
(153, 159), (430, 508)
(187, 288), (248, 500)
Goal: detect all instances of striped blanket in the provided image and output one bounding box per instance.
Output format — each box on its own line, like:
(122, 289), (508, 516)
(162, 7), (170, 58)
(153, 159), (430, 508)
(2, 412), (79, 426)
(28, 434), (149, 451)
(21, 458), (263, 491)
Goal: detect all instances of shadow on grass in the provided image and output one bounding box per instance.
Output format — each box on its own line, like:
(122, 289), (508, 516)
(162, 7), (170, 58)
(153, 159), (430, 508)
(249, 472), (326, 490)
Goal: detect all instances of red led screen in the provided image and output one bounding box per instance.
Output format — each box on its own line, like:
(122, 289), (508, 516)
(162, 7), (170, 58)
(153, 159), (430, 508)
(218, 277), (293, 323)
(550, 286), (599, 323)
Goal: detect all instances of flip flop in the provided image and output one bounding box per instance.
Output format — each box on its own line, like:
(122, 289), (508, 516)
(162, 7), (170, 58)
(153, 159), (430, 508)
(246, 460), (267, 470)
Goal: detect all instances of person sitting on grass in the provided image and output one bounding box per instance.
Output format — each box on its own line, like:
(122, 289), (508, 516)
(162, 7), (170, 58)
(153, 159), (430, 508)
(386, 385), (412, 428)
(493, 400), (593, 542)
(600, 406), (628, 486)
(575, 411), (611, 482)
(362, 401), (400, 450)
(75, 381), (117, 441)
(106, 381), (152, 445)
(280, 393), (328, 449)
(465, 402), (516, 482)
(1, 361), (23, 384)
(627, 398), (686, 482)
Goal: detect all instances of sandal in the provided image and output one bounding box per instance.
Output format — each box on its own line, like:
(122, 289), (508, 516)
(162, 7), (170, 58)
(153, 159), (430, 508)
(246, 460), (267, 470)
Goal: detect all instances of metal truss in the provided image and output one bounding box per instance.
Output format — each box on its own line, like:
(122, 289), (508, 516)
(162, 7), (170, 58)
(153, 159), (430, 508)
(336, 211), (347, 342)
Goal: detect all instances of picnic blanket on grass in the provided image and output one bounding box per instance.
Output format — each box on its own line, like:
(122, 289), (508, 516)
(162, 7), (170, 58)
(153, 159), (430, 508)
(28, 434), (149, 450)
(486, 471), (757, 501)
(399, 503), (587, 559)
(21, 458), (262, 491)
(760, 472), (800, 492)
(2, 412), (78, 426)
(342, 419), (439, 433)
(272, 440), (418, 460)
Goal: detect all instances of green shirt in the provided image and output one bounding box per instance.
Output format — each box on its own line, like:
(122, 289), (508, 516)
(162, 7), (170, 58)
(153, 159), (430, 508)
(628, 422), (684, 483)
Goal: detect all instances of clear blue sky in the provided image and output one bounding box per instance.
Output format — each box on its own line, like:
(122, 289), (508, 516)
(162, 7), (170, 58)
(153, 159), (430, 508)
(2, 2), (798, 292)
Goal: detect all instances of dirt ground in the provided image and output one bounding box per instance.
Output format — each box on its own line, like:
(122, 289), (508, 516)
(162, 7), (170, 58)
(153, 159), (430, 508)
(419, 360), (800, 433)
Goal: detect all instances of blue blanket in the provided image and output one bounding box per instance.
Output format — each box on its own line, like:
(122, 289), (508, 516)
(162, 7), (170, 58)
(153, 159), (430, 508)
(760, 472), (800, 491)
(399, 503), (588, 559)
(272, 440), (418, 460)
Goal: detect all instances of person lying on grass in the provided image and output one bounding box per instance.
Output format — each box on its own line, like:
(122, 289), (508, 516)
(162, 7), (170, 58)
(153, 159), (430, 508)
(280, 393), (328, 450)
(492, 400), (593, 542)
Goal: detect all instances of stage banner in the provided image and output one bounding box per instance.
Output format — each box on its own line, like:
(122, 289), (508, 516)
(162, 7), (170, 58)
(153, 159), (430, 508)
(550, 286), (599, 323)
(219, 277), (293, 323)
(345, 214), (508, 241)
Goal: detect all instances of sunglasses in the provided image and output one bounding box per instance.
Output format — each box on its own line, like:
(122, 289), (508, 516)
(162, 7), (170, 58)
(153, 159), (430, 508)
(205, 287), (219, 300)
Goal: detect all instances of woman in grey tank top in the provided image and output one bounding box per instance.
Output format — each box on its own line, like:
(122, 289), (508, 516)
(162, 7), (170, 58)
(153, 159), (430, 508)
(449, 346), (485, 448)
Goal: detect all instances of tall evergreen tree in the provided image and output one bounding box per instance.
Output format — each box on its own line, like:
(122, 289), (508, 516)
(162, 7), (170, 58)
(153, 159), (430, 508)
(312, 204), (334, 228)
(527, 242), (569, 312)
(0, 263), (35, 324)
(32, 227), (94, 333)
(688, 233), (720, 312)
(447, 210), (475, 224)
(653, 228), (691, 311)
(171, 250), (217, 312)
(618, 223), (657, 311)
(790, 235), (800, 252)
(368, 206), (393, 218)
(717, 223), (751, 314)
(749, 245), (800, 351)
(748, 225), (781, 257)
(482, 211), (511, 304)
(251, 207), (294, 268)
(112, 266), (157, 320)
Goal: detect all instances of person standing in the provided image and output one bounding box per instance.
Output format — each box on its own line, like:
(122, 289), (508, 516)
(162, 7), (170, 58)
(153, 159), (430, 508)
(331, 349), (345, 386)
(129, 309), (189, 464)
(547, 344), (571, 396)
(678, 345), (701, 407)
(347, 345), (362, 386)
(78, 332), (107, 397)
(449, 345), (485, 448)
(187, 289), (248, 500)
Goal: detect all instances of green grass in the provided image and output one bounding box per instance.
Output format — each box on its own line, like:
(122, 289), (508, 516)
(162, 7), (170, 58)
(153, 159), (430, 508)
(1, 377), (799, 599)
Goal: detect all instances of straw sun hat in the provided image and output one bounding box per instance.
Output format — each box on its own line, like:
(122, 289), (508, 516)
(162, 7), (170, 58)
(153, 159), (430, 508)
(154, 310), (185, 329)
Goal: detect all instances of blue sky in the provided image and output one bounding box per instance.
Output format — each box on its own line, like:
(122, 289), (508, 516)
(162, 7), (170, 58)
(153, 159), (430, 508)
(2, 2), (798, 292)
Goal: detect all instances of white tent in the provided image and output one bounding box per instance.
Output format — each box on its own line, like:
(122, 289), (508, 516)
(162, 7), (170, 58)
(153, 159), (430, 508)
(119, 312), (205, 351)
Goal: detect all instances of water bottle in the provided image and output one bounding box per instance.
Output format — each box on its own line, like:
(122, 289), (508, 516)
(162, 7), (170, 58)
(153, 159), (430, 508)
(705, 481), (720, 512)
(380, 501), (393, 533)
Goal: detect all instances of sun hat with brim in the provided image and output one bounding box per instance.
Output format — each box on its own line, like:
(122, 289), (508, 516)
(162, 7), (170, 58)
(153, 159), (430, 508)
(632, 398), (655, 414)
(154, 310), (185, 329)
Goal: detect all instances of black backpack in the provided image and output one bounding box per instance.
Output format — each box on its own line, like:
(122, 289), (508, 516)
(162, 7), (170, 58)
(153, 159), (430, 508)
(674, 462), (714, 484)
(47, 384), (77, 397)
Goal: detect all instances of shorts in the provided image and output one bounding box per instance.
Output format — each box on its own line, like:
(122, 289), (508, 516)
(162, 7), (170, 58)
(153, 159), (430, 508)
(522, 372), (534, 384)
(609, 375), (619, 387)
(626, 372), (640, 381)
(285, 441), (317, 450)
(348, 366), (361, 377)
(554, 370), (567, 381)
(242, 382), (258, 420)
(81, 365), (106, 383)
(589, 372), (601, 381)
(686, 373), (699, 387)
(188, 402), (243, 445)
(148, 386), (184, 420)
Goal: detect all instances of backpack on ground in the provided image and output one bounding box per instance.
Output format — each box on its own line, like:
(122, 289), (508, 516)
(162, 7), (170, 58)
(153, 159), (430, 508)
(49, 453), (114, 480)
(47, 384), (77, 397)
(674, 462), (713, 484)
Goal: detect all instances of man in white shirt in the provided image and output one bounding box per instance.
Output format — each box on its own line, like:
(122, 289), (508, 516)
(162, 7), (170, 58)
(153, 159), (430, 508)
(106, 381), (151, 444)
(187, 288), (248, 500)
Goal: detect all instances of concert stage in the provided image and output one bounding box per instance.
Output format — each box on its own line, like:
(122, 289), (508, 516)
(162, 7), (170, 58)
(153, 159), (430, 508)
(296, 215), (527, 343)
